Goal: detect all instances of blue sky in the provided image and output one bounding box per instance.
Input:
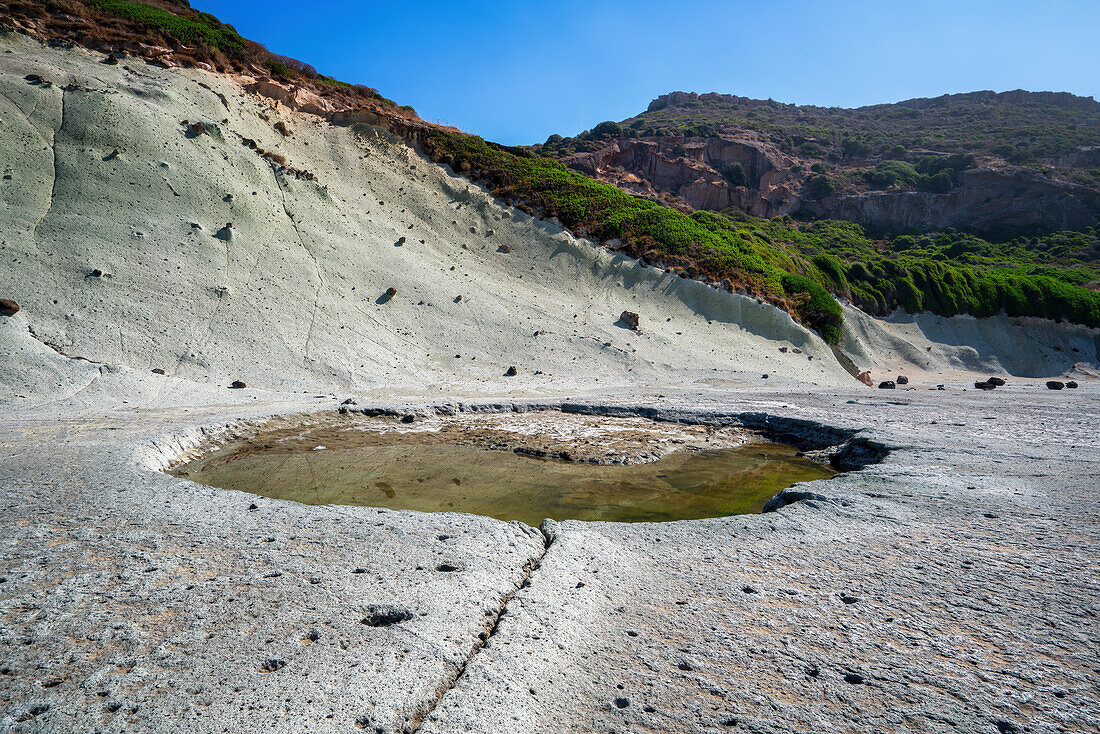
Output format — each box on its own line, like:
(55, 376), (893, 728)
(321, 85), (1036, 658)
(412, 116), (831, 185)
(198, 0), (1100, 146)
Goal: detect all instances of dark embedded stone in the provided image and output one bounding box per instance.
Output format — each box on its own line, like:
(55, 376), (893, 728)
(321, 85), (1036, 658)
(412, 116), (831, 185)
(779, 346), (788, 353)
(90, 268), (103, 277)
(1066, 381), (1079, 388)
(258, 659), (285, 673)
(987, 377), (1006, 386)
(878, 381), (895, 389)
(1046, 381), (1065, 390)
(151, 368), (165, 375)
(619, 311), (640, 330)
(896, 375), (909, 384)
(974, 381), (996, 390)
(102, 54), (120, 65)
(361, 605), (412, 627)
(341, 398), (358, 405)
(497, 244), (511, 253)
(400, 414), (415, 423)
(844, 673), (864, 684)
(504, 366), (518, 377)
(0, 298), (18, 316)
(229, 380), (246, 389)
(613, 697), (629, 709)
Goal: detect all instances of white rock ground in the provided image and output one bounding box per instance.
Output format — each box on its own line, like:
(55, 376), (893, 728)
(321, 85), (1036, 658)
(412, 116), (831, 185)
(0, 35), (1098, 733)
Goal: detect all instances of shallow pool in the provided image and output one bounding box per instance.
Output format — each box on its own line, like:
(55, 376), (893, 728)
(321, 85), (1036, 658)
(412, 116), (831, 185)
(174, 416), (836, 525)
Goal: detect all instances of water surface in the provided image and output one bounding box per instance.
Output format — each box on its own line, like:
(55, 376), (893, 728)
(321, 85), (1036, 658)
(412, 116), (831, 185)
(176, 422), (836, 525)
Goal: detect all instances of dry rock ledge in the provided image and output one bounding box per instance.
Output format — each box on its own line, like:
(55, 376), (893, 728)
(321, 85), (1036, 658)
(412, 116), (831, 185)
(2, 392), (1098, 733)
(0, 34), (1098, 734)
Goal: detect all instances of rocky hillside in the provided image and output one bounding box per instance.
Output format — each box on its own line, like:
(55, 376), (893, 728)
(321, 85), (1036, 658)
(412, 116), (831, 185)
(539, 91), (1100, 234)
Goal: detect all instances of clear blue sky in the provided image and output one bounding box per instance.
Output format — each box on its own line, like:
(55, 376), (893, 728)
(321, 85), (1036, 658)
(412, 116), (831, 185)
(198, 0), (1100, 146)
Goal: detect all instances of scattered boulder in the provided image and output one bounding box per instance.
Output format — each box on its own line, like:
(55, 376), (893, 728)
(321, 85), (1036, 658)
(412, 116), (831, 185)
(151, 368), (165, 375)
(986, 377), (1006, 386)
(397, 236), (406, 245)
(400, 414), (415, 424)
(188, 121), (207, 136)
(778, 347), (788, 353)
(340, 398), (358, 406)
(214, 223), (233, 242)
(385, 287), (397, 298)
(102, 54), (121, 65)
(229, 380), (247, 389)
(454, 295), (463, 303)
(974, 381), (997, 390)
(1066, 381), (1079, 389)
(878, 381), (895, 390)
(0, 298), (18, 316)
(504, 366), (517, 377)
(497, 244), (511, 253)
(896, 375), (909, 385)
(619, 311), (640, 330)
(1046, 381), (1065, 390)
(856, 371), (873, 387)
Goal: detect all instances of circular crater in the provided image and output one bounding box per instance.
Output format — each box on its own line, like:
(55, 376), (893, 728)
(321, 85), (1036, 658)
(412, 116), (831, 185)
(171, 409), (840, 525)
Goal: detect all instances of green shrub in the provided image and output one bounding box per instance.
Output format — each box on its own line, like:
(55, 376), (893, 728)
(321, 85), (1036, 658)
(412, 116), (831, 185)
(722, 162), (747, 187)
(88, 0), (244, 51)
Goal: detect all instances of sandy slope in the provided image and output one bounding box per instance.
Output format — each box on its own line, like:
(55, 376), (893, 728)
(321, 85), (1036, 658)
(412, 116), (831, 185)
(0, 35), (857, 406)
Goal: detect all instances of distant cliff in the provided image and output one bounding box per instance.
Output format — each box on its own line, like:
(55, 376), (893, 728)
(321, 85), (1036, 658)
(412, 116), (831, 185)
(542, 89), (1100, 234)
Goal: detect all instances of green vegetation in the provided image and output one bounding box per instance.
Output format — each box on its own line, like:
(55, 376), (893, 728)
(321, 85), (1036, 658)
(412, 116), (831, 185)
(543, 92), (1099, 167)
(760, 219), (1100, 327)
(424, 132), (1100, 339)
(423, 132), (843, 341)
(88, 0), (244, 51)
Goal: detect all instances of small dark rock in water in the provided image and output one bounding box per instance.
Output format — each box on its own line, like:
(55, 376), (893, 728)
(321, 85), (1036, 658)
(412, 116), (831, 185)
(400, 414), (415, 424)
(974, 381), (997, 390)
(987, 377), (1006, 386)
(896, 375), (909, 385)
(497, 244), (511, 253)
(0, 298), (19, 316)
(385, 287), (397, 297)
(151, 368), (165, 375)
(1047, 381), (1065, 390)
(504, 366), (518, 377)
(1066, 381), (1079, 389)
(229, 380), (246, 389)
(619, 310), (640, 330)
(878, 381), (895, 389)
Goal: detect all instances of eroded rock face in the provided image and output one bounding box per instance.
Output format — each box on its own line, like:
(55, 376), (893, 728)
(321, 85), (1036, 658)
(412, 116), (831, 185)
(562, 136), (798, 218)
(808, 167), (1100, 232)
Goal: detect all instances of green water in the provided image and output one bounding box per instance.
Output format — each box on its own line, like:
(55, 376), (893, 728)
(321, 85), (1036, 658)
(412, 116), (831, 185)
(175, 427), (836, 525)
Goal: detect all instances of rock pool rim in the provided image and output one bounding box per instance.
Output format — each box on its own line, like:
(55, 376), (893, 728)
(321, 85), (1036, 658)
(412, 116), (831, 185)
(157, 401), (891, 521)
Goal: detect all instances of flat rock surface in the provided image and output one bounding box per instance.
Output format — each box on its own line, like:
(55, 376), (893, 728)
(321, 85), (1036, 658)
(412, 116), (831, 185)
(1, 387), (1097, 733)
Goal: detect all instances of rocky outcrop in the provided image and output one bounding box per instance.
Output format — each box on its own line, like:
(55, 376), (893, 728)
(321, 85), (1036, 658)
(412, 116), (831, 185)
(808, 167), (1100, 232)
(562, 136), (799, 217)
